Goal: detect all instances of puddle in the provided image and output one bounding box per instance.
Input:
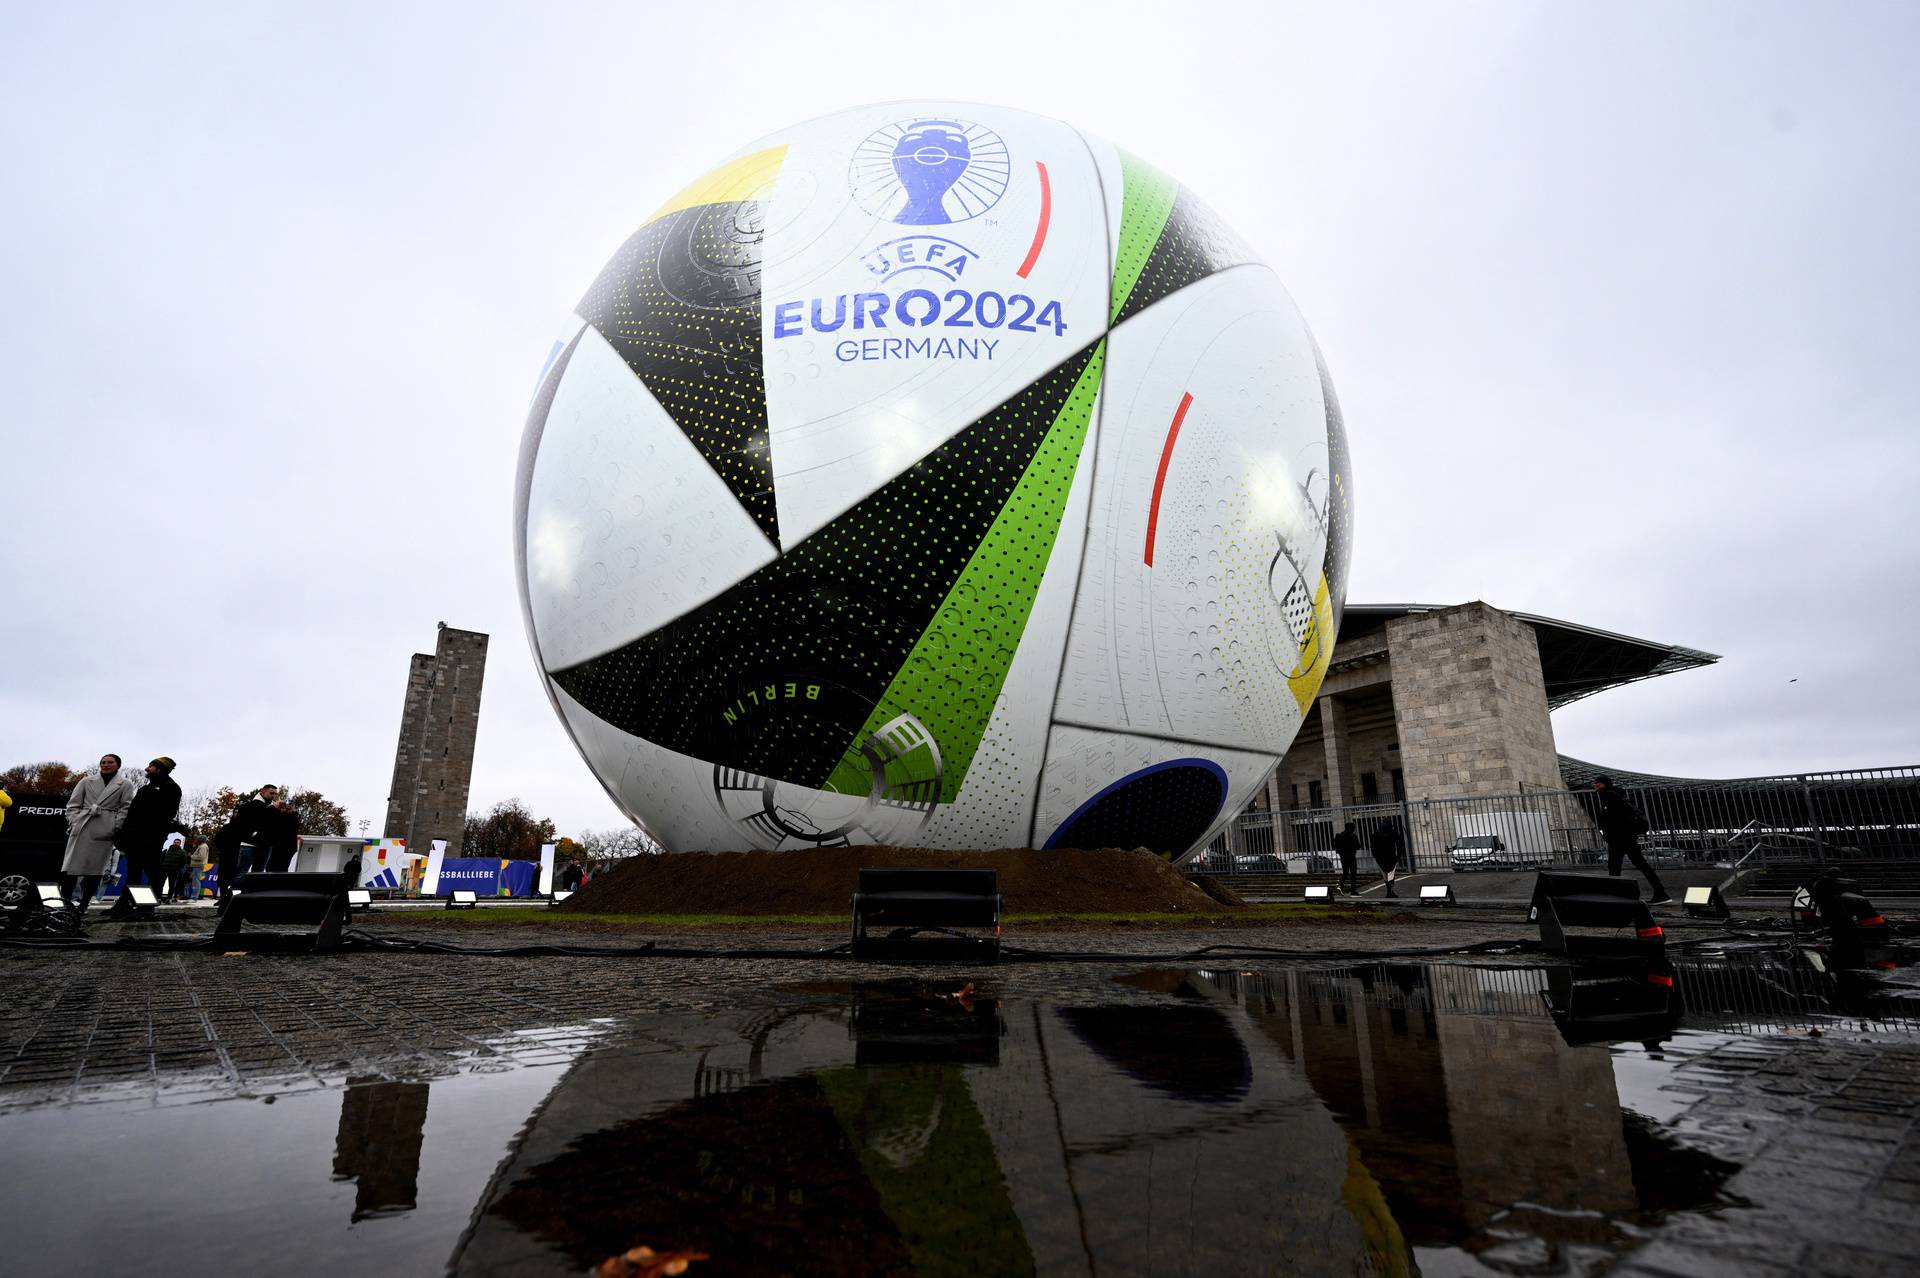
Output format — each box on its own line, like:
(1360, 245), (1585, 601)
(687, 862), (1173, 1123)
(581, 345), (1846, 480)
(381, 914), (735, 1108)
(1, 950), (1914, 1275)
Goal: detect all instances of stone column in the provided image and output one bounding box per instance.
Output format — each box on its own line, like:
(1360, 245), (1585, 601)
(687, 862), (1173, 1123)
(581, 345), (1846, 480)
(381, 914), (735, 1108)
(383, 624), (489, 854)
(1385, 602), (1562, 802)
(1321, 694), (1356, 809)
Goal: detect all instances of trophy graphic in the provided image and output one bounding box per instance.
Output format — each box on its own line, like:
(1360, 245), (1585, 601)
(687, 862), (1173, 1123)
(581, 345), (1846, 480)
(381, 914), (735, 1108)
(890, 121), (973, 224)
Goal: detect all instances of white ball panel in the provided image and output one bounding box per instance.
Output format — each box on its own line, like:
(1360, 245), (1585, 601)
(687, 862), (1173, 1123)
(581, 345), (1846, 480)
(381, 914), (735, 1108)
(1053, 267), (1329, 751)
(524, 325), (777, 670)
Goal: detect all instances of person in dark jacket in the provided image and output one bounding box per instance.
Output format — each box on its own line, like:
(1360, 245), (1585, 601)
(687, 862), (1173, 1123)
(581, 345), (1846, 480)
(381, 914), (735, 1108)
(1332, 821), (1362, 895)
(159, 834), (192, 903)
(212, 784), (277, 901)
(1369, 819), (1405, 898)
(259, 798), (301, 872)
(106, 757), (186, 915)
(1593, 776), (1671, 904)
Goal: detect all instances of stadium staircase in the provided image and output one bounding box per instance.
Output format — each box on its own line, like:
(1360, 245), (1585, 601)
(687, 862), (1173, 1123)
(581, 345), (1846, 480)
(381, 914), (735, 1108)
(1740, 861), (1920, 898)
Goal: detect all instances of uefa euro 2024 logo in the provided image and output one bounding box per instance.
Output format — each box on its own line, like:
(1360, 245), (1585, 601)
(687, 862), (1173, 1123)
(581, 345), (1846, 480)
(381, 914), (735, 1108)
(776, 117), (1063, 362)
(850, 119), (1011, 225)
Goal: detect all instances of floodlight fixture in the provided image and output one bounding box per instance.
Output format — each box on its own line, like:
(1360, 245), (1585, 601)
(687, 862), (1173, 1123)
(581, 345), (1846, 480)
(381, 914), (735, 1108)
(447, 890), (478, 910)
(1419, 884), (1455, 906)
(1303, 885), (1332, 900)
(1683, 885), (1731, 920)
(347, 889), (372, 910)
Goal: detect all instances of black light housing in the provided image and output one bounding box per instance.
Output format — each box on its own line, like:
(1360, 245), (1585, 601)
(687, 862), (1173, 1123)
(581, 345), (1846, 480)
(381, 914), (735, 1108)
(1529, 872), (1665, 959)
(1683, 885), (1731, 919)
(850, 867), (1001, 962)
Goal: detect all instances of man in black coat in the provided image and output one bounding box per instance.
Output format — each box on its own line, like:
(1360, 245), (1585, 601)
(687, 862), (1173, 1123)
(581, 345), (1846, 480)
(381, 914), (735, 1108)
(1593, 776), (1671, 904)
(106, 757), (186, 915)
(1369, 818), (1405, 898)
(212, 784), (278, 901)
(1332, 821), (1362, 895)
(260, 799), (301, 872)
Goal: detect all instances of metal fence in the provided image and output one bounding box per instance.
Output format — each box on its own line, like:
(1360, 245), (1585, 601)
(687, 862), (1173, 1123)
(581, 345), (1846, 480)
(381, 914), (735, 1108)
(1195, 765), (1920, 873)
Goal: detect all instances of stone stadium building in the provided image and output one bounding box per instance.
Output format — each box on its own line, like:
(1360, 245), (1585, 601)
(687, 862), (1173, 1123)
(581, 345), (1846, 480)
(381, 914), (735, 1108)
(1260, 600), (1718, 815)
(1230, 603), (1917, 870)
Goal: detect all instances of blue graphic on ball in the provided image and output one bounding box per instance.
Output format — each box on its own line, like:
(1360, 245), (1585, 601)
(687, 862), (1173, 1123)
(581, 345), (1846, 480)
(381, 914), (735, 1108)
(851, 118), (1011, 226)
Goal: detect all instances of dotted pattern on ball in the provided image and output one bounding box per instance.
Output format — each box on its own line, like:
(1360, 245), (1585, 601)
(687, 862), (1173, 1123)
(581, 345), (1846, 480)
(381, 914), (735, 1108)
(1112, 185), (1254, 329)
(576, 200), (779, 544)
(923, 689), (1024, 845)
(1160, 402), (1298, 749)
(1109, 150), (1179, 324)
(548, 344), (1103, 791)
(830, 345), (1105, 802)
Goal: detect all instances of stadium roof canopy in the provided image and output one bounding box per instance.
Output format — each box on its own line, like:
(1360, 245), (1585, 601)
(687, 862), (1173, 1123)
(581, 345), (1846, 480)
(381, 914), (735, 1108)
(1337, 604), (1720, 710)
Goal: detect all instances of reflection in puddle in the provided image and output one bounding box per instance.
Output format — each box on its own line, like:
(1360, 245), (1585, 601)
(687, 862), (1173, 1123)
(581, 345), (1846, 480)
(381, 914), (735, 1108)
(459, 982), (1376, 1277)
(1179, 965), (1743, 1275)
(332, 1079), (431, 1221)
(2, 952), (1914, 1275)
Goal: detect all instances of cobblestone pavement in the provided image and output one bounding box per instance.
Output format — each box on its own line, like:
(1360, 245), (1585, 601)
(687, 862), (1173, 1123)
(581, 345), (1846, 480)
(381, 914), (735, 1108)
(0, 913), (1529, 1110)
(1608, 1032), (1920, 1278)
(5, 912), (1919, 1276)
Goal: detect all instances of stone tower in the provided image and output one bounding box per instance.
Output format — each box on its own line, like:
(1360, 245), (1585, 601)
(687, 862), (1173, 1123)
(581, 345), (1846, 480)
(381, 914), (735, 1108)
(384, 623), (489, 853)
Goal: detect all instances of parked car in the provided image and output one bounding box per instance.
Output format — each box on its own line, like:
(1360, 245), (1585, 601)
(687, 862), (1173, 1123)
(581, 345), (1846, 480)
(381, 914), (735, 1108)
(0, 792), (69, 907)
(1448, 834), (1545, 871)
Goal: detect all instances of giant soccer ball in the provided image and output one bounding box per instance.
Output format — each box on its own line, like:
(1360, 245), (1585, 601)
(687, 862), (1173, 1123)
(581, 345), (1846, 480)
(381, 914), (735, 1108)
(516, 103), (1352, 860)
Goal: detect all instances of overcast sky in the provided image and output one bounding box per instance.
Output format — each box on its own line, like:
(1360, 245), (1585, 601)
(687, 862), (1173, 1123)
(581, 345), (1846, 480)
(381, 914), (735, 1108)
(3, 2), (1915, 835)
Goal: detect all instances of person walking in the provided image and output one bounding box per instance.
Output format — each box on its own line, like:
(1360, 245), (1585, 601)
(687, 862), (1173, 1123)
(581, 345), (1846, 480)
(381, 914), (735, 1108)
(1592, 776), (1671, 905)
(212, 784), (277, 903)
(106, 756), (185, 916)
(1332, 821), (1362, 895)
(1369, 818), (1405, 898)
(61, 754), (137, 913)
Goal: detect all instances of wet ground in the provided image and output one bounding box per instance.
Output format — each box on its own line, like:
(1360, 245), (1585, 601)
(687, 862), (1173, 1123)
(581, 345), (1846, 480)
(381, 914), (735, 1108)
(3, 919), (1919, 1276)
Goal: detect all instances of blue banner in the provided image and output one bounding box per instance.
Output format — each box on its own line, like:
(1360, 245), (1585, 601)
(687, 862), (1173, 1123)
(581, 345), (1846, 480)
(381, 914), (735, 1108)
(500, 860), (538, 897)
(432, 858), (542, 897)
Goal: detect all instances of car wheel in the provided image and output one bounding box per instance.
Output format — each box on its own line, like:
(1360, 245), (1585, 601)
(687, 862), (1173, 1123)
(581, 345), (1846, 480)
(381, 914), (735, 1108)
(0, 874), (31, 907)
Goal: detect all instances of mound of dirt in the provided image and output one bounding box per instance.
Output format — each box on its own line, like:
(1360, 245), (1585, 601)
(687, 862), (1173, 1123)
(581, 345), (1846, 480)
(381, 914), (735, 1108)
(1185, 874), (1250, 908)
(564, 846), (1234, 917)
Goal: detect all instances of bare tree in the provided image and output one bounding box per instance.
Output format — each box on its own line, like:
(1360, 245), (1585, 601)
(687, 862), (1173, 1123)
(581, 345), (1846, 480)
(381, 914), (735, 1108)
(577, 825), (660, 869)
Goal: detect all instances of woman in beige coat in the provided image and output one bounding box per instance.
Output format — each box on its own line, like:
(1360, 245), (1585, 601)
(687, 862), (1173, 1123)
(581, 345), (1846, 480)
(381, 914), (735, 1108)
(62, 754), (136, 912)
